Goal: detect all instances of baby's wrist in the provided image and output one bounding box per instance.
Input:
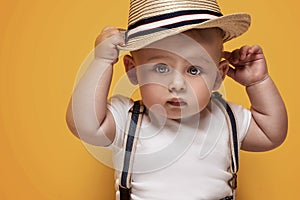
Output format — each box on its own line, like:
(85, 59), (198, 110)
(94, 51), (118, 64)
(245, 74), (270, 88)
(93, 57), (118, 66)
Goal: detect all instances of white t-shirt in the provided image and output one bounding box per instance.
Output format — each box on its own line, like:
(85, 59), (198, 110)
(108, 95), (251, 200)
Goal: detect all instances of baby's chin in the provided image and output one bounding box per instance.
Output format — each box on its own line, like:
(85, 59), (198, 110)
(145, 100), (207, 121)
(160, 108), (204, 122)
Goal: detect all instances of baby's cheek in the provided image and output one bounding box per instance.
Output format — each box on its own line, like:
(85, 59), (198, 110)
(140, 85), (163, 104)
(188, 78), (211, 108)
(200, 72), (218, 92)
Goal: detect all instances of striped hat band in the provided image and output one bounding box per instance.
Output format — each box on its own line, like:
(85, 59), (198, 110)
(120, 0), (251, 51)
(125, 9), (223, 42)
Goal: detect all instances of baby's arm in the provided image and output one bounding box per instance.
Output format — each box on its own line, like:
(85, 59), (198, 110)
(66, 27), (124, 146)
(223, 45), (288, 151)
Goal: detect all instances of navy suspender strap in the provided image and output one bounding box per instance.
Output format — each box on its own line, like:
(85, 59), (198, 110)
(119, 101), (145, 200)
(119, 92), (239, 199)
(211, 91), (239, 197)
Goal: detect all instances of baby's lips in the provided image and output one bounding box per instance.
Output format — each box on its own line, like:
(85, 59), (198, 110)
(167, 98), (187, 107)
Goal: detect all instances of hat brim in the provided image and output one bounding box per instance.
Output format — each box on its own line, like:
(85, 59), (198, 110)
(119, 13), (251, 51)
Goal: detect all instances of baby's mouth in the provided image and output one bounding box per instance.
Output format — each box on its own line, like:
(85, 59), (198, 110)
(167, 98), (187, 107)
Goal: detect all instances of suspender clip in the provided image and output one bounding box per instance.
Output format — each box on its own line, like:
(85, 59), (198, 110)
(228, 173), (237, 190)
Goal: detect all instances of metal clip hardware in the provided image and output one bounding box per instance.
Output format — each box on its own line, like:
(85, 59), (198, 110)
(228, 173), (237, 190)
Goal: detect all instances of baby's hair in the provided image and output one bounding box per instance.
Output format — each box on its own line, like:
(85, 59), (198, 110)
(184, 28), (224, 61)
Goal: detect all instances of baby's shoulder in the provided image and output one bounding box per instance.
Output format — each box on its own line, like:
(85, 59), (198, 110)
(109, 95), (134, 110)
(108, 95), (137, 124)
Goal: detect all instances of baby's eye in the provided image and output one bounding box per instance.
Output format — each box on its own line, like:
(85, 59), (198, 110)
(154, 64), (170, 73)
(187, 66), (202, 75)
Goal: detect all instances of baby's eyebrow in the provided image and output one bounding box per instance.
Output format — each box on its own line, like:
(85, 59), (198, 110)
(199, 57), (212, 66)
(184, 55), (212, 66)
(144, 53), (214, 69)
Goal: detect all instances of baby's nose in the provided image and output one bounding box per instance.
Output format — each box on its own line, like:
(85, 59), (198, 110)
(168, 73), (186, 92)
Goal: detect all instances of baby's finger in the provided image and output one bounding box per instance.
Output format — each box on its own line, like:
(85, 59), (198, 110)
(230, 49), (242, 64)
(108, 33), (125, 46)
(102, 28), (121, 39)
(95, 29), (125, 47)
(222, 51), (232, 60)
(239, 45), (251, 61)
(102, 26), (119, 33)
(117, 28), (126, 32)
(248, 45), (263, 54)
(226, 66), (236, 80)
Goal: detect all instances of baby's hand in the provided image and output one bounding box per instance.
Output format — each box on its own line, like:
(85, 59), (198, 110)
(94, 26), (125, 64)
(223, 45), (269, 86)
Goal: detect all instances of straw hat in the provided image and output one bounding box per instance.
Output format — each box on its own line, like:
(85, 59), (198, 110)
(120, 0), (251, 51)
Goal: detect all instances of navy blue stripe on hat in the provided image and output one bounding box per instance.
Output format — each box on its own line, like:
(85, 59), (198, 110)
(126, 18), (209, 42)
(128, 9), (223, 31)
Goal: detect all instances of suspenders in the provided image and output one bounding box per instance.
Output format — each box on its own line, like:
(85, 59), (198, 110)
(119, 92), (239, 200)
(119, 100), (146, 200)
(211, 92), (239, 197)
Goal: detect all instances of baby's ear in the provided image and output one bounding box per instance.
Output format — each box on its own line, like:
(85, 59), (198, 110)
(213, 60), (229, 90)
(123, 55), (138, 85)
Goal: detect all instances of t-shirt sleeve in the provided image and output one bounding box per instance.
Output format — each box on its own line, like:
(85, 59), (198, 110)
(107, 95), (133, 148)
(228, 102), (252, 142)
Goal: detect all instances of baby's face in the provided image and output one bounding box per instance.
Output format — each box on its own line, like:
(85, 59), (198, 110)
(131, 29), (223, 119)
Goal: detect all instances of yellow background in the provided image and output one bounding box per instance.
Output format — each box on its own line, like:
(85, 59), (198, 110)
(0, 0), (299, 199)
